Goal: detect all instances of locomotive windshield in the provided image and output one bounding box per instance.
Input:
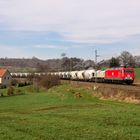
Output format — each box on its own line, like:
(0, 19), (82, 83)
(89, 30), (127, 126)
(124, 70), (134, 73)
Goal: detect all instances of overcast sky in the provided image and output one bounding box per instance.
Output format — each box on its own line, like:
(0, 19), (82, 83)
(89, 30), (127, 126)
(0, 0), (140, 60)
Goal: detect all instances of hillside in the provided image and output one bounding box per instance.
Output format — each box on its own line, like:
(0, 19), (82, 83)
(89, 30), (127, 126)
(135, 68), (140, 83)
(0, 84), (140, 140)
(0, 57), (62, 72)
(0, 57), (95, 72)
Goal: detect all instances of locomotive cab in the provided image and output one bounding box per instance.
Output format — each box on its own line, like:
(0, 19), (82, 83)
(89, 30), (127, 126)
(123, 68), (135, 84)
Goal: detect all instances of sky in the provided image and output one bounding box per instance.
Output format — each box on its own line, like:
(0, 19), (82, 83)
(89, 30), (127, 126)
(0, 0), (140, 60)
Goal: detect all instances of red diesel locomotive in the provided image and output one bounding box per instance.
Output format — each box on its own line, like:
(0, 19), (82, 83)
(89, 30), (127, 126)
(105, 67), (135, 84)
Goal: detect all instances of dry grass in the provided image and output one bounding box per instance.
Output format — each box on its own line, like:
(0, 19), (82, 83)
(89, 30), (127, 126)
(61, 80), (140, 104)
(93, 86), (140, 104)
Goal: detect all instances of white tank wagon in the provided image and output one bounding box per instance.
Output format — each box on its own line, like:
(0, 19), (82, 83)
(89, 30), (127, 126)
(11, 72), (54, 78)
(61, 72), (67, 79)
(49, 72), (55, 75)
(49, 72), (54, 75)
(35, 73), (41, 76)
(53, 72), (58, 76)
(57, 72), (62, 78)
(41, 72), (46, 75)
(84, 69), (96, 81)
(77, 70), (85, 80)
(24, 73), (30, 77)
(11, 73), (18, 77)
(70, 71), (78, 80)
(11, 73), (27, 77)
(56, 72), (60, 76)
(65, 72), (71, 79)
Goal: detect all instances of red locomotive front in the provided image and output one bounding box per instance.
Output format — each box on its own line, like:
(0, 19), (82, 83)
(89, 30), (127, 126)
(105, 67), (135, 84)
(122, 68), (135, 84)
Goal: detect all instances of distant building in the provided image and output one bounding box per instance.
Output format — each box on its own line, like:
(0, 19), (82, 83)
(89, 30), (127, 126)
(0, 68), (12, 87)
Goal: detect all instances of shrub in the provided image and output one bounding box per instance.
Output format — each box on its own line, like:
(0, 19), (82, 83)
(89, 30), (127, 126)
(7, 86), (14, 96)
(0, 85), (6, 89)
(0, 92), (4, 97)
(18, 83), (24, 87)
(16, 89), (24, 95)
(37, 75), (60, 90)
(11, 79), (18, 86)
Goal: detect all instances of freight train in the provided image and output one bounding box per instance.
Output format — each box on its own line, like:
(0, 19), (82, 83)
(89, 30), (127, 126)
(11, 67), (135, 85)
(53, 67), (135, 85)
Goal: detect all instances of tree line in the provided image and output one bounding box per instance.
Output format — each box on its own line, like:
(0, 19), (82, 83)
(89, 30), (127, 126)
(59, 51), (140, 71)
(0, 51), (140, 72)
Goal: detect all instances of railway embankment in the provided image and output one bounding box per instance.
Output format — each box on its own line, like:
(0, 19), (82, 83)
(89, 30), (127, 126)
(61, 80), (140, 104)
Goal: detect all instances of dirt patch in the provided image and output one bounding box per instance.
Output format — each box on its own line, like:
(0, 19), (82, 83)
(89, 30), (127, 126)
(75, 92), (82, 98)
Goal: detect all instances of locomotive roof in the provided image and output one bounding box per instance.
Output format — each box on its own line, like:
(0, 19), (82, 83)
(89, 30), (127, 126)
(107, 67), (133, 70)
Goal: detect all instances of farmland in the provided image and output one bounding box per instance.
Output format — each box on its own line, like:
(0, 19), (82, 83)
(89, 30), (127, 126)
(0, 84), (140, 140)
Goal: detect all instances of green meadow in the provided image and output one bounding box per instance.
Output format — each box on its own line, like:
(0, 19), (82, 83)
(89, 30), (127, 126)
(0, 85), (140, 140)
(135, 68), (140, 83)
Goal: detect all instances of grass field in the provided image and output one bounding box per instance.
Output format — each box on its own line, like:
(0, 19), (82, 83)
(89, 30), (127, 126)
(0, 85), (140, 140)
(135, 68), (140, 83)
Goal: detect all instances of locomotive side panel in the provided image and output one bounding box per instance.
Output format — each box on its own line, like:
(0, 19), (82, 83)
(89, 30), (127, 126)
(105, 68), (135, 84)
(105, 69), (123, 81)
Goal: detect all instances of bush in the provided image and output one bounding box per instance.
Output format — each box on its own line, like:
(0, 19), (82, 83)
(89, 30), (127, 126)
(0, 85), (6, 89)
(18, 83), (25, 87)
(40, 75), (60, 89)
(17, 82), (30, 87)
(0, 92), (4, 97)
(7, 86), (14, 96)
(11, 79), (18, 86)
(16, 89), (25, 95)
(34, 75), (60, 90)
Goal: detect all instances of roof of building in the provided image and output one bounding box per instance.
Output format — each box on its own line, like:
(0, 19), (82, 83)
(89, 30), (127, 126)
(0, 69), (8, 77)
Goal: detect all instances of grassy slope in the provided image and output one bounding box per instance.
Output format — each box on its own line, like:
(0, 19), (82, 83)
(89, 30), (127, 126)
(0, 85), (140, 140)
(135, 68), (140, 83)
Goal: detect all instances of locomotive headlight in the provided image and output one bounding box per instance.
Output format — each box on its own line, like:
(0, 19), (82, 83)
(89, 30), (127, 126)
(125, 75), (132, 80)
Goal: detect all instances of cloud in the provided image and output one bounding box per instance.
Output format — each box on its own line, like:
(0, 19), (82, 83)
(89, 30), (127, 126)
(0, 0), (140, 59)
(33, 44), (68, 50)
(0, 0), (140, 44)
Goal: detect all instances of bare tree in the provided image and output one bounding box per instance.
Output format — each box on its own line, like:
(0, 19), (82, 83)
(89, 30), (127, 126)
(134, 56), (140, 67)
(119, 51), (136, 67)
(83, 60), (95, 69)
(109, 57), (120, 68)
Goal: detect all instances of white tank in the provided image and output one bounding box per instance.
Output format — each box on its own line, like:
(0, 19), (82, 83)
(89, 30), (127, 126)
(55, 72), (59, 76)
(70, 71), (78, 80)
(58, 72), (63, 78)
(65, 72), (71, 79)
(77, 70), (85, 80)
(84, 69), (95, 80)
(53, 72), (57, 76)
(61, 72), (67, 79)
